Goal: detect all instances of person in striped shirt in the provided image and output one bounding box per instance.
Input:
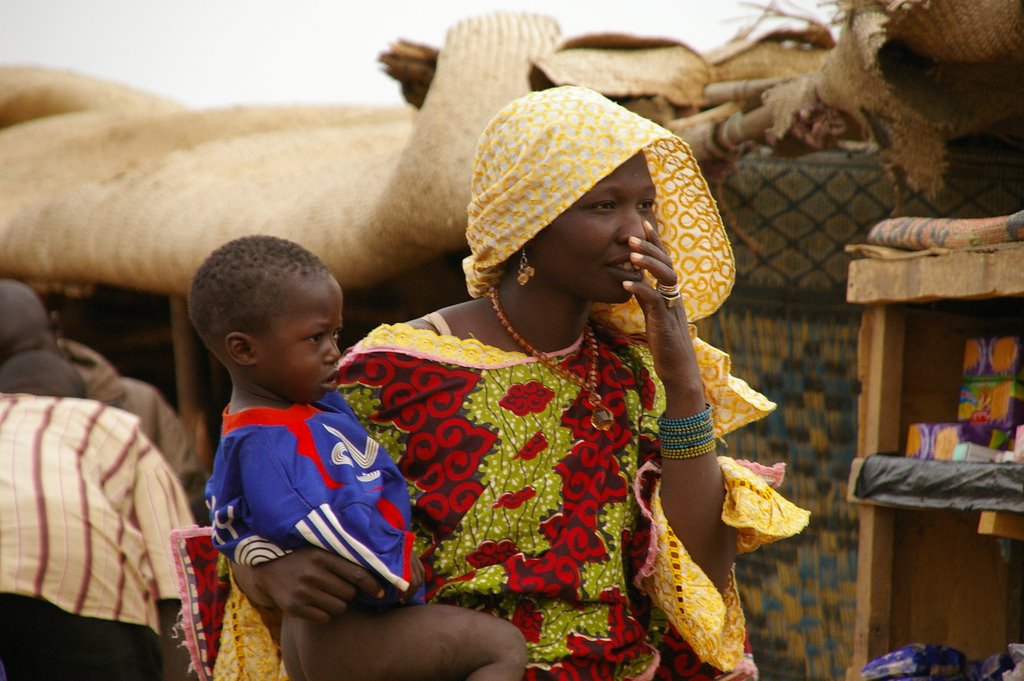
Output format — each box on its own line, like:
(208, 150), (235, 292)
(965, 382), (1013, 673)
(0, 348), (194, 680)
(0, 278), (209, 521)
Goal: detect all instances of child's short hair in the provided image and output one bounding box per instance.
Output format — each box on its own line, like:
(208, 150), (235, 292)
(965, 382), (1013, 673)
(188, 235), (332, 351)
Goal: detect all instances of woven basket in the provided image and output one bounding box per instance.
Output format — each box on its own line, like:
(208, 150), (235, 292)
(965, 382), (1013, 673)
(532, 33), (710, 107)
(709, 39), (830, 85)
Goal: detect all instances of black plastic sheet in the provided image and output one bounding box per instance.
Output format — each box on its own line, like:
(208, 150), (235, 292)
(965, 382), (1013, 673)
(852, 455), (1024, 513)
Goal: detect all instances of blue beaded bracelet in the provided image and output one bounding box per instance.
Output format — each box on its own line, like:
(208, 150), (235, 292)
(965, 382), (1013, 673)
(659, 405), (716, 460)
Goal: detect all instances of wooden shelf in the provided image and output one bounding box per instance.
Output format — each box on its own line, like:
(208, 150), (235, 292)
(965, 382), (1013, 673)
(845, 245), (1024, 680)
(847, 243), (1024, 304)
(979, 511), (1024, 541)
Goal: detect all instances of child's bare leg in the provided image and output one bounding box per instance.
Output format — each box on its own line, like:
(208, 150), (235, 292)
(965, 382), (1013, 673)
(280, 602), (525, 681)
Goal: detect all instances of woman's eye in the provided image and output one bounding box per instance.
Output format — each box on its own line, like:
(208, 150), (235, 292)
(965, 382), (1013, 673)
(639, 199), (655, 211)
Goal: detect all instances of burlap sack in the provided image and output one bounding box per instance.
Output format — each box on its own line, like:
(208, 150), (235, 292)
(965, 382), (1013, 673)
(762, 1), (1024, 194)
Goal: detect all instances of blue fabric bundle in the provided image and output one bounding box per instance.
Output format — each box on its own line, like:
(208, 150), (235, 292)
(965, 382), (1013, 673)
(861, 644), (966, 680)
(966, 652), (1014, 681)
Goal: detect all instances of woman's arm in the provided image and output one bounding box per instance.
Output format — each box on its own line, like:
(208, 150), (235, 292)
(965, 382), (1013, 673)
(232, 546), (384, 622)
(624, 221), (736, 591)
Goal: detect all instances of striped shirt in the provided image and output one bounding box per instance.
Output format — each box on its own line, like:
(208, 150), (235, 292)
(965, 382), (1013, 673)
(0, 393), (193, 633)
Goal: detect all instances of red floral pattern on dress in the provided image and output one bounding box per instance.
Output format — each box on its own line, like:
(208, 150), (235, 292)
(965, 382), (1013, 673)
(500, 380), (556, 415)
(538, 512), (563, 543)
(515, 431), (548, 460)
(654, 626), (720, 680)
(493, 487), (536, 509)
(467, 539), (520, 568)
(340, 357), (493, 537)
(512, 599), (544, 643)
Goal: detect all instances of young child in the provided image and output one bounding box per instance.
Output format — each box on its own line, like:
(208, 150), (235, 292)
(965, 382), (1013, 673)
(188, 235), (526, 681)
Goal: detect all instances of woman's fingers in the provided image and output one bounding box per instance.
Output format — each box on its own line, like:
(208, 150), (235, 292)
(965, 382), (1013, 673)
(628, 221), (677, 289)
(243, 547), (384, 622)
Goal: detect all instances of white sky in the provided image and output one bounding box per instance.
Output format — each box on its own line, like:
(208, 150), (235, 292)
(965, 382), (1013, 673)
(0, 0), (833, 109)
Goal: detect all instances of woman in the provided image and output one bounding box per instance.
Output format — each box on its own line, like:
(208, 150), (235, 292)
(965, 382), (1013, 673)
(227, 86), (808, 681)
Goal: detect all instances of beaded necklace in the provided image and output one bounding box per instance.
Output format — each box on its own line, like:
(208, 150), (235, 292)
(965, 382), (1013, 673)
(487, 287), (614, 430)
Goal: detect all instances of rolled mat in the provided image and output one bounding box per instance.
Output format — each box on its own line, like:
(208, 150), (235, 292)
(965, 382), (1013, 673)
(866, 209), (1024, 250)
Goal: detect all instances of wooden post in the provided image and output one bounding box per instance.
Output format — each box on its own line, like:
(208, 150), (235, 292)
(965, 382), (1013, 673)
(847, 305), (905, 680)
(169, 295), (213, 471)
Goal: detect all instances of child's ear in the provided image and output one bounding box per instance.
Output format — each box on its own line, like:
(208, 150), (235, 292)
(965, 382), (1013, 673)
(225, 331), (257, 366)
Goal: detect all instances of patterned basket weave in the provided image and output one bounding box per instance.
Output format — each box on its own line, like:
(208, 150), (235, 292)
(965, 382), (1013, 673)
(700, 144), (1024, 681)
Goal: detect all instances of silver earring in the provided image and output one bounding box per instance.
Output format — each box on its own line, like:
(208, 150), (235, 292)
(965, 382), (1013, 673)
(516, 250), (535, 286)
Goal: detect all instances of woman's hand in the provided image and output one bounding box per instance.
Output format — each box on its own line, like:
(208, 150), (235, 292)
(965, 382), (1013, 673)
(233, 547), (383, 623)
(400, 556), (425, 603)
(623, 219), (705, 415)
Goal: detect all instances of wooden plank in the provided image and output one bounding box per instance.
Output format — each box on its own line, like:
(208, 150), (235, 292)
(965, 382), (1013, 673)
(891, 509), (1015, 659)
(978, 511), (1024, 541)
(859, 306), (905, 457)
(847, 245), (1024, 305)
(849, 304), (906, 677)
(849, 504), (895, 676)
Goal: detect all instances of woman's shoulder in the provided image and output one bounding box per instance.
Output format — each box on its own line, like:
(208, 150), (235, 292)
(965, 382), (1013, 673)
(344, 315), (526, 370)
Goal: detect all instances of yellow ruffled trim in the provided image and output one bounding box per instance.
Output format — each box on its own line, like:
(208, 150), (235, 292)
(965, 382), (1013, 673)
(691, 334), (777, 438)
(718, 457), (811, 554)
(643, 457), (810, 670)
(213, 569), (289, 681)
(353, 323), (528, 367)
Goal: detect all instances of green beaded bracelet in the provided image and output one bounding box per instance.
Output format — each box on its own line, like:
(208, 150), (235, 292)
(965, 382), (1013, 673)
(659, 405), (716, 460)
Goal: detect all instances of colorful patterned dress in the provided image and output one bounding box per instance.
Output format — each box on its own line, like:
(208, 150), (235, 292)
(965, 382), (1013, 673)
(335, 322), (808, 681)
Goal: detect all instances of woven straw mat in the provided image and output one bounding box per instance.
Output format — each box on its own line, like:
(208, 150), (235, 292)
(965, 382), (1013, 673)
(0, 65), (183, 128)
(0, 12), (562, 296)
(0, 105), (414, 228)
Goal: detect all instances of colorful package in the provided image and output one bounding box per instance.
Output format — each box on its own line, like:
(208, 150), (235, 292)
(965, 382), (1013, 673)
(958, 375), (1024, 429)
(906, 422), (1010, 460)
(861, 643), (966, 680)
(959, 336), (1024, 430)
(962, 336), (1024, 378)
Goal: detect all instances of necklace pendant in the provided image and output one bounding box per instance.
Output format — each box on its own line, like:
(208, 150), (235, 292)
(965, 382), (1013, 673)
(591, 404), (614, 431)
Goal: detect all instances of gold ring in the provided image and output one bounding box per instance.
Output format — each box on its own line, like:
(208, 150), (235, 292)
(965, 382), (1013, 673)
(660, 291), (682, 308)
(656, 282), (681, 296)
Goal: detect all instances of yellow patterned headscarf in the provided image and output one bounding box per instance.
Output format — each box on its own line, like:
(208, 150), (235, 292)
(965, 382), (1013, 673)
(463, 86), (774, 434)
